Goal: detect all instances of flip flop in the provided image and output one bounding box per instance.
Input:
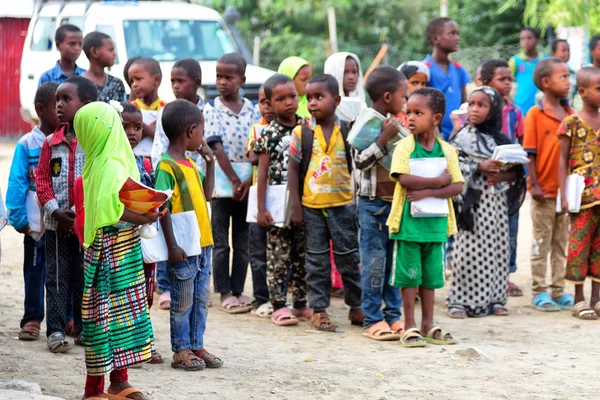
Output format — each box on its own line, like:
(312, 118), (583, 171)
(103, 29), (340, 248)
(531, 292), (561, 312)
(362, 321), (401, 341)
(271, 307), (299, 326)
(19, 321), (40, 341)
(491, 304), (509, 316)
(447, 305), (467, 319)
(220, 296), (251, 314)
(553, 293), (575, 310)
(422, 326), (457, 345)
(159, 292), (171, 310)
(571, 301), (598, 320)
(401, 328), (426, 348)
(104, 387), (150, 400)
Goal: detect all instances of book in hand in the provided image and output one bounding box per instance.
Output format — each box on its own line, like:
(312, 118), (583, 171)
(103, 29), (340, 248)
(213, 161), (253, 198)
(133, 110), (159, 157)
(119, 177), (172, 214)
(556, 174), (585, 213)
(491, 144), (529, 165)
(246, 185), (290, 228)
(408, 157), (449, 218)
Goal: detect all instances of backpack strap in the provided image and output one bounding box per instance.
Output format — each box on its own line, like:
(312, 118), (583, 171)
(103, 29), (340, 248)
(298, 124), (315, 198)
(161, 158), (201, 213)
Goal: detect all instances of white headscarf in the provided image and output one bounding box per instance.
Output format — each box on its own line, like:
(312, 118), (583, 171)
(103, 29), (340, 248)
(324, 52), (367, 122)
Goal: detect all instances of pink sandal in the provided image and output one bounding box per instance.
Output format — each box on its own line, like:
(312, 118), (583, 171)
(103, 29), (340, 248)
(271, 307), (299, 326)
(291, 306), (314, 321)
(159, 292), (171, 310)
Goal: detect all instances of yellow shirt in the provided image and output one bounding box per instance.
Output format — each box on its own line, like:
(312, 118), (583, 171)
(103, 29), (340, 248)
(132, 97), (167, 111)
(386, 135), (465, 236)
(291, 124), (353, 208)
(155, 156), (213, 247)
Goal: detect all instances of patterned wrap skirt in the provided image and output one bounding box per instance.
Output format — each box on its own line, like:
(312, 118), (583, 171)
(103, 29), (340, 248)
(82, 226), (154, 376)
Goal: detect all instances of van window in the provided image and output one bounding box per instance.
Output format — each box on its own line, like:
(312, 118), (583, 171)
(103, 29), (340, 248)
(123, 20), (237, 61)
(30, 17), (56, 51)
(61, 17), (86, 29)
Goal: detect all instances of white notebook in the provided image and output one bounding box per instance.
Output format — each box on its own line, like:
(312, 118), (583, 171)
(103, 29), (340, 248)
(246, 185), (290, 227)
(408, 158), (449, 218)
(556, 174), (585, 213)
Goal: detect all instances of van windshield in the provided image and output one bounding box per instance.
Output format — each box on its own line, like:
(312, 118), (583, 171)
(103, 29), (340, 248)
(123, 19), (237, 61)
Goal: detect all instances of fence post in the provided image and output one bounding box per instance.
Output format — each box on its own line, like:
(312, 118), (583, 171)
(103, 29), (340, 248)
(253, 36), (261, 67)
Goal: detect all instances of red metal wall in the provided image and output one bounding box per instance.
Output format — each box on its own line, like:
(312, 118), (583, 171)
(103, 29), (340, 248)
(0, 18), (32, 137)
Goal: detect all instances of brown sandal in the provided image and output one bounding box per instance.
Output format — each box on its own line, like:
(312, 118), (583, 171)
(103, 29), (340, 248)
(348, 308), (365, 327)
(171, 350), (205, 371)
(362, 321), (400, 341)
(19, 321), (40, 341)
(193, 349), (224, 368)
(312, 312), (338, 332)
(149, 350), (164, 364)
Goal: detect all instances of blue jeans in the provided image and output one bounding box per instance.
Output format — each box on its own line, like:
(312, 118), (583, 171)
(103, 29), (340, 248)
(168, 247), (212, 352)
(21, 235), (46, 327)
(156, 261), (170, 294)
(358, 197), (402, 328)
(509, 211), (519, 274)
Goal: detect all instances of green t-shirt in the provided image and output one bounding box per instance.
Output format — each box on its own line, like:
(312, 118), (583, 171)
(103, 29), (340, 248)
(390, 140), (448, 243)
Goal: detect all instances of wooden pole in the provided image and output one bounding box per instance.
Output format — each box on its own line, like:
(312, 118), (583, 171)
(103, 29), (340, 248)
(363, 44), (389, 83)
(440, 0), (448, 17)
(327, 7), (339, 54)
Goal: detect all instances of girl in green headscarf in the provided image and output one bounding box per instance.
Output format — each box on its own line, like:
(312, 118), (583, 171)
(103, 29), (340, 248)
(278, 56), (312, 119)
(74, 101), (158, 400)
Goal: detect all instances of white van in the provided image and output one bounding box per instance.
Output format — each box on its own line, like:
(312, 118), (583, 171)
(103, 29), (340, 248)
(20, 0), (274, 123)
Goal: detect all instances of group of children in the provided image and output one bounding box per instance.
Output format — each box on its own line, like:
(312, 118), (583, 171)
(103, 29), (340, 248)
(4, 15), (600, 399)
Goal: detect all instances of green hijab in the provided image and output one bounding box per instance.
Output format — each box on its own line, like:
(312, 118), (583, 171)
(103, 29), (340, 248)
(278, 56), (311, 119)
(74, 102), (140, 247)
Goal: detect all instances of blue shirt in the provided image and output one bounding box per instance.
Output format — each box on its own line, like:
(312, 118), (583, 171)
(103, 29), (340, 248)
(38, 60), (86, 86)
(509, 51), (548, 114)
(424, 54), (471, 139)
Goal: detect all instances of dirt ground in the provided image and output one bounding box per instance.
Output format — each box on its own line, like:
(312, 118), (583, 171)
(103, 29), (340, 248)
(0, 142), (597, 400)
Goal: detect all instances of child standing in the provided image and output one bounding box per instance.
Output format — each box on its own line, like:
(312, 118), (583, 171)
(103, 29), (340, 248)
(387, 87), (463, 347)
(74, 102), (156, 400)
(7, 82), (59, 341)
(558, 67), (600, 320)
(523, 58), (574, 312)
(509, 28), (548, 114)
(156, 100), (222, 371)
(448, 87), (526, 318)
(39, 24), (85, 86)
(397, 61), (430, 124)
(205, 53), (259, 313)
(246, 85), (276, 315)
(551, 39), (577, 104)
(82, 32), (125, 103)
(288, 74), (363, 331)
(254, 74), (308, 326)
(424, 17), (471, 139)
(480, 59), (526, 297)
(352, 66), (407, 340)
(324, 52), (367, 122)
(37, 76), (97, 352)
(278, 57), (313, 119)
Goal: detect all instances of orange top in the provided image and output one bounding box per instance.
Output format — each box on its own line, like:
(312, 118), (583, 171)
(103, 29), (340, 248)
(523, 101), (573, 198)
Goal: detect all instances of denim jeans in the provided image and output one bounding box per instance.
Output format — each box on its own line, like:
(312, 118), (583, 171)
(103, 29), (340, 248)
(303, 204), (362, 311)
(21, 235), (46, 327)
(508, 211), (519, 274)
(249, 223), (269, 307)
(357, 198), (402, 328)
(168, 247), (212, 353)
(156, 261), (170, 294)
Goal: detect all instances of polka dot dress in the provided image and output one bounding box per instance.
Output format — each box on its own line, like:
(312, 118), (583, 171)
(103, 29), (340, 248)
(448, 174), (509, 317)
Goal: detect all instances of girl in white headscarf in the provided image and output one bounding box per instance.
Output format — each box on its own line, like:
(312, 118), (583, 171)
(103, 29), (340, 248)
(324, 52), (367, 122)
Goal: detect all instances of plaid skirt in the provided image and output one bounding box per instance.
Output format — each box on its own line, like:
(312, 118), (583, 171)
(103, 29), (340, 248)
(82, 226), (154, 376)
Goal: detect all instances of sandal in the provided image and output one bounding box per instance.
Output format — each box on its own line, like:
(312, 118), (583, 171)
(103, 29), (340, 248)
(149, 349), (164, 364)
(491, 304), (509, 316)
(594, 301), (600, 317)
(75, 332), (85, 346)
(571, 301), (598, 320)
(104, 387), (150, 400)
(236, 294), (253, 308)
(362, 321), (400, 341)
(251, 302), (274, 318)
(447, 305), (467, 319)
(220, 296), (251, 314)
(390, 320), (405, 335)
(193, 349), (224, 368)
(312, 312), (337, 332)
(508, 281), (523, 297)
(531, 292), (561, 312)
(422, 326), (457, 345)
(19, 321), (40, 341)
(47, 332), (73, 353)
(348, 308), (365, 327)
(171, 350), (205, 371)
(271, 307), (299, 326)
(159, 292), (171, 310)
(553, 293), (575, 310)
(291, 306), (314, 321)
(401, 327), (426, 348)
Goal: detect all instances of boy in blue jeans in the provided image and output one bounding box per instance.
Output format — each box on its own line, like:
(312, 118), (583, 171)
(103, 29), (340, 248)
(352, 66), (407, 340)
(156, 100), (222, 371)
(7, 82), (60, 341)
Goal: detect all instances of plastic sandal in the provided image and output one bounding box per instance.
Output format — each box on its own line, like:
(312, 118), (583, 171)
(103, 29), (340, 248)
(447, 305), (467, 319)
(251, 302), (274, 318)
(362, 321), (400, 341)
(271, 307), (299, 326)
(105, 387), (150, 400)
(390, 320), (405, 335)
(491, 304), (509, 316)
(159, 292), (171, 310)
(422, 326), (457, 345)
(571, 301), (598, 320)
(18, 321), (40, 341)
(532, 292), (561, 312)
(47, 332), (73, 353)
(401, 328), (426, 348)
(220, 296), (251, 314)
(291, 306), (314, 321)
(553, 293), (575, 310)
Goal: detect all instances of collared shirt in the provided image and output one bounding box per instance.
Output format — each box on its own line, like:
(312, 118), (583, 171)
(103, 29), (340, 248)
(38, 61), (86, 86)
(523, 99), (574, 198)
(253, 118), (300, 185)
(151, 98), (206, 174)
(509, 50), (548, 114)
(6, 126), (46, 229)
(424, 54), (471, 139)
(386, 135), (464, 236)
(502, 102), (525, 143)
(36, 124), (86, 231)
(205, 97), (260, 162)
